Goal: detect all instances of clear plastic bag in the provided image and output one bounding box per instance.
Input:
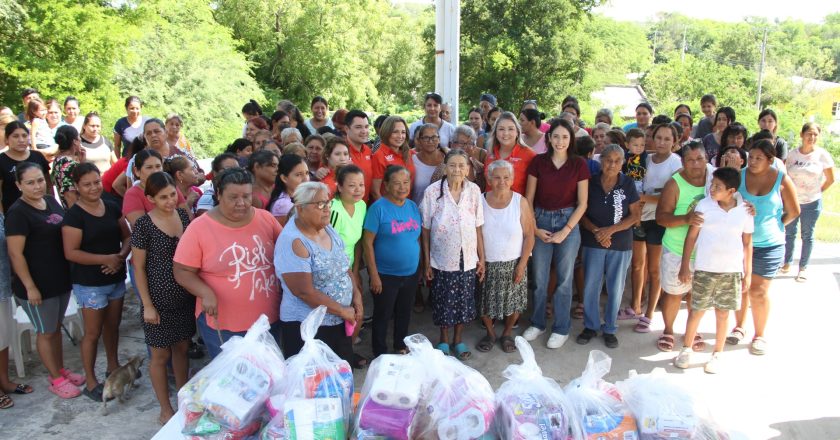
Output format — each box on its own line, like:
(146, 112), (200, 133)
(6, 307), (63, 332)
(617, 369), (729, 440)
(352, 352), (425, 439)
(494, 336), (584, 440)
(177, 314), (285, 435)
(404, 334), (496, 440)
(260, 306), (354, 440)
(565, 350), (638, 440)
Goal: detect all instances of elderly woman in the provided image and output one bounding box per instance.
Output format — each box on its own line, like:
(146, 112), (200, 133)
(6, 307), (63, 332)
(729, 140), (799, 356)
(477, 160), (535, 353)
(421, 150), (485, 361)
(173, 168), (283, 358)
(303, 134), (325, 174)
(591, 122), (611, 156)
(281, 127), (304, 148)
(363, 166), (421, 357)
(523, 118), (589, 349)
(411, 123), (445, 205)
(595, 108), (613, 126)
(409, 92), (456, 148)
(484, 112), (537, 195)
(275, 182), (362, 361)
(164, 113), (192, 155)
(371, 116), (415, 200)
(431, 125), (486, 191)
(783, 123), (834, 281)
(576, 145), (640, 348)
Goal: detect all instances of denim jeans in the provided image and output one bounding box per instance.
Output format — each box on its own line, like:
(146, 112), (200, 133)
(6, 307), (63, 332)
(197, 313), (281, 359)
(530, 207), (581, 335)
(785, 199), (822, 269)
(582, 247), (632, 335)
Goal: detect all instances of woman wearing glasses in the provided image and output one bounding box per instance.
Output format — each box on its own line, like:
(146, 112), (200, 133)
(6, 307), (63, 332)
(431, 125), (486, 191)
(409, 93), (456, 148)
(275, 182), (363, 361)
(411, 123), (446, 206)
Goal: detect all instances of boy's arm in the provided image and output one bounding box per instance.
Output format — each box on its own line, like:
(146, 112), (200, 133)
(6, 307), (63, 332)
(678, 224), (701, 284)
(742, 233), (753, 291)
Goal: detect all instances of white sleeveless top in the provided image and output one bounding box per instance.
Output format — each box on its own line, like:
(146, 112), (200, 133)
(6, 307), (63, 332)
(482, 192), (524, 262)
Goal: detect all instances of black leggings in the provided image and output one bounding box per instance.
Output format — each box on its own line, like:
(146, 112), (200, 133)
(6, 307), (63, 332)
(372, 272), (419, 357)
(279, 320), (353, 362)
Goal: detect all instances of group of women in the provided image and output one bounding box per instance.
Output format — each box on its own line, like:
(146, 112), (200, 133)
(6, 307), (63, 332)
(0, 91), (833, 417)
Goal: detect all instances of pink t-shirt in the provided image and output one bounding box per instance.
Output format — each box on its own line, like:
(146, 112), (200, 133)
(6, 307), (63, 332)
(173, 209), (283, 332)
(122, 184), (186, 216)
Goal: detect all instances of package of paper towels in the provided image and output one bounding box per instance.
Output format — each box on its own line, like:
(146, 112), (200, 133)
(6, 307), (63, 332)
(353, 353), (424, 439)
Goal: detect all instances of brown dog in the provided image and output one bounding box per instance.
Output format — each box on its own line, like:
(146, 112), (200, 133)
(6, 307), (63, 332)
(102, 356), (144, 415)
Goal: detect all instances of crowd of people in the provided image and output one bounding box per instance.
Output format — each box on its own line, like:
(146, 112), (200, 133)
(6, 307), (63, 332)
(0, 88), (834, 424)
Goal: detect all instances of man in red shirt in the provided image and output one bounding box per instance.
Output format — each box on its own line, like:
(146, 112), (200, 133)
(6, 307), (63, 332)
(345, 109), (373, 202)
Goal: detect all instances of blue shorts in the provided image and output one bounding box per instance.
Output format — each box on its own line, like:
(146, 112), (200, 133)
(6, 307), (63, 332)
(73, 282), (127, 310)
(752, 244), (784, 279)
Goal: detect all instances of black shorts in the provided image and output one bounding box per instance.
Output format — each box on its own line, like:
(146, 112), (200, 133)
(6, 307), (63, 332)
(632, 220), (666, 245)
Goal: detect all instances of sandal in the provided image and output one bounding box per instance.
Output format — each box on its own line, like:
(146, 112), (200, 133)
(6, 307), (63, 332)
(634, 316), (652, 333)
(692, 334), (707, 352)
(500, 336), (517, 353)
(795, 269), (808, 283)
(352, 353), (369, 369)
(436, 343), (450, 356)
(0, 393), (12, 409)
(6, 383), (33, 395)
(657, 334), (675, 352)
(476, 335), (495, 353)
(453, 342), (472, 361)
(572, 303), (584, 320)
(726, 327), (745, 345)
(750, 337), (768, 356)
(48, 377), (81, 399)
(617, 307), (637, 320)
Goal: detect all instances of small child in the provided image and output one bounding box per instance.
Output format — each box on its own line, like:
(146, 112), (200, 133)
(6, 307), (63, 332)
(622, 128), (648, 196)
(674, 167), (753, 374)
(575, 136), (601, 176)
(693, 94), (717, 139)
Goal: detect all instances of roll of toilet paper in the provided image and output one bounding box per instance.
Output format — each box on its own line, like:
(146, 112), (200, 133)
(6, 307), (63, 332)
(436, 405), (493, 440)
(283, 397), (345, 440)
(368, 355), (421, 409)
(358, 399), (414, 440)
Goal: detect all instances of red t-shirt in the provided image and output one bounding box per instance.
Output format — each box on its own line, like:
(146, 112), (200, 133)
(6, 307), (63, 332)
(347, 139), (373, 202)
(102, 157), (128, 194)
(122, 184), (187, 216)
(484, 144), (537, 195)
(526, 154), (591, 210)
(371, 146), (415, 195)
(321, 169), (337, 197)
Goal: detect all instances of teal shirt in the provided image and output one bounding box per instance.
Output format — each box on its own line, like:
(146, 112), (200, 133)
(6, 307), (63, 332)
(739, 168), (785, 248)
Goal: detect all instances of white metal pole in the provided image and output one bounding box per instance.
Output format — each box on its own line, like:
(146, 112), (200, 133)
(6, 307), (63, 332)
(444, 0), (460, 125)
(435, 0), (445, 98)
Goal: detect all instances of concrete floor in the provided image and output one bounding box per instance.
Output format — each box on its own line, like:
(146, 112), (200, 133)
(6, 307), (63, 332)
(2, 242), (840, 439)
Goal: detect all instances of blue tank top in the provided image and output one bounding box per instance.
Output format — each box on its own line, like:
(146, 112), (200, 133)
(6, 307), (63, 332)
(739, 168), (784, 248)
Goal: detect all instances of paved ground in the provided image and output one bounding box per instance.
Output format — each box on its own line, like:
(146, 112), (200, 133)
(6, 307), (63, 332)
(2, 241), (840, 439)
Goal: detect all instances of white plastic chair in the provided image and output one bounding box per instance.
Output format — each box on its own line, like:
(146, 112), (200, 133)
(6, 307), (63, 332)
(11, 295), (84, 378)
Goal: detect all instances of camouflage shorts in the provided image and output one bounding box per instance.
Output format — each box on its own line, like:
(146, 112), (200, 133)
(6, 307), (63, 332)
(691, 271), (742, 311)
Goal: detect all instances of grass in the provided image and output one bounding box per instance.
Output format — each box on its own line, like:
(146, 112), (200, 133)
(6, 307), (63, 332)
(815, 168), (840, 242)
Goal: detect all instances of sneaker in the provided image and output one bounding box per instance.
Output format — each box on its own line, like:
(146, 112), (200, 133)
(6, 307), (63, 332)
(603, 333), (619, 348)
(704, 352), (722, 374)
(576, 328), (597, 345)
(546, 333), (569, 349)
(674, 347), (692, 369)
(522, 326), (545, 341)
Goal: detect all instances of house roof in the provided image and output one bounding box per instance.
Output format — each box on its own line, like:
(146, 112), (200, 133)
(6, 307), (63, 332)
(590, 85), (650, 120)
(791, 76), (840, 94)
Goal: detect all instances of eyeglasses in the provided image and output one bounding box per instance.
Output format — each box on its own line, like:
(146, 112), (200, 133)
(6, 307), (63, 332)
(419, 135), (440, 143)
(302, 200), (331, 210)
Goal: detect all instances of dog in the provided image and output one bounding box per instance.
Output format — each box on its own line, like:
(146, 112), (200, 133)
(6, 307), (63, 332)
(102, 356), (144, 415)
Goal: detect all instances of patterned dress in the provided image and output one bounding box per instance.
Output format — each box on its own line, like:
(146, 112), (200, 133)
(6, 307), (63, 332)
(130, 209), (195, 347)
(51, 155), (78, 209)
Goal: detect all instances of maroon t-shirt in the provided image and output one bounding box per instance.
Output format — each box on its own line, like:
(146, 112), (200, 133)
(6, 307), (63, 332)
(526, 154), (590, 210)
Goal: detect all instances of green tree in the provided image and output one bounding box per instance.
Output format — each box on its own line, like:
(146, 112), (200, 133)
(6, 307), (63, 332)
(458, 0), (601, 113)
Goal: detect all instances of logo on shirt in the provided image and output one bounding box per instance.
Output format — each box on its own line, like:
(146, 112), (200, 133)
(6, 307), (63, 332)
(385, 154), (394, 162)
(219, 235), (277, 301)
(611, 189), (626, 224)
(391, 218), (419, 234)
(46, 214), (63, 225)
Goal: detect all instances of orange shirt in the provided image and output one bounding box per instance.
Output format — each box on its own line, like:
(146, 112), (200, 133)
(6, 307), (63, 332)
(371, 145), (415, 196)
(347, 139), (373, 202)
(484, 143), (537, 195)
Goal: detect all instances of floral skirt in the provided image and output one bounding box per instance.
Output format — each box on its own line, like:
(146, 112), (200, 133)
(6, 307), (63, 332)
(478, 259), (528, 319)
(430, 265), (477, 327)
